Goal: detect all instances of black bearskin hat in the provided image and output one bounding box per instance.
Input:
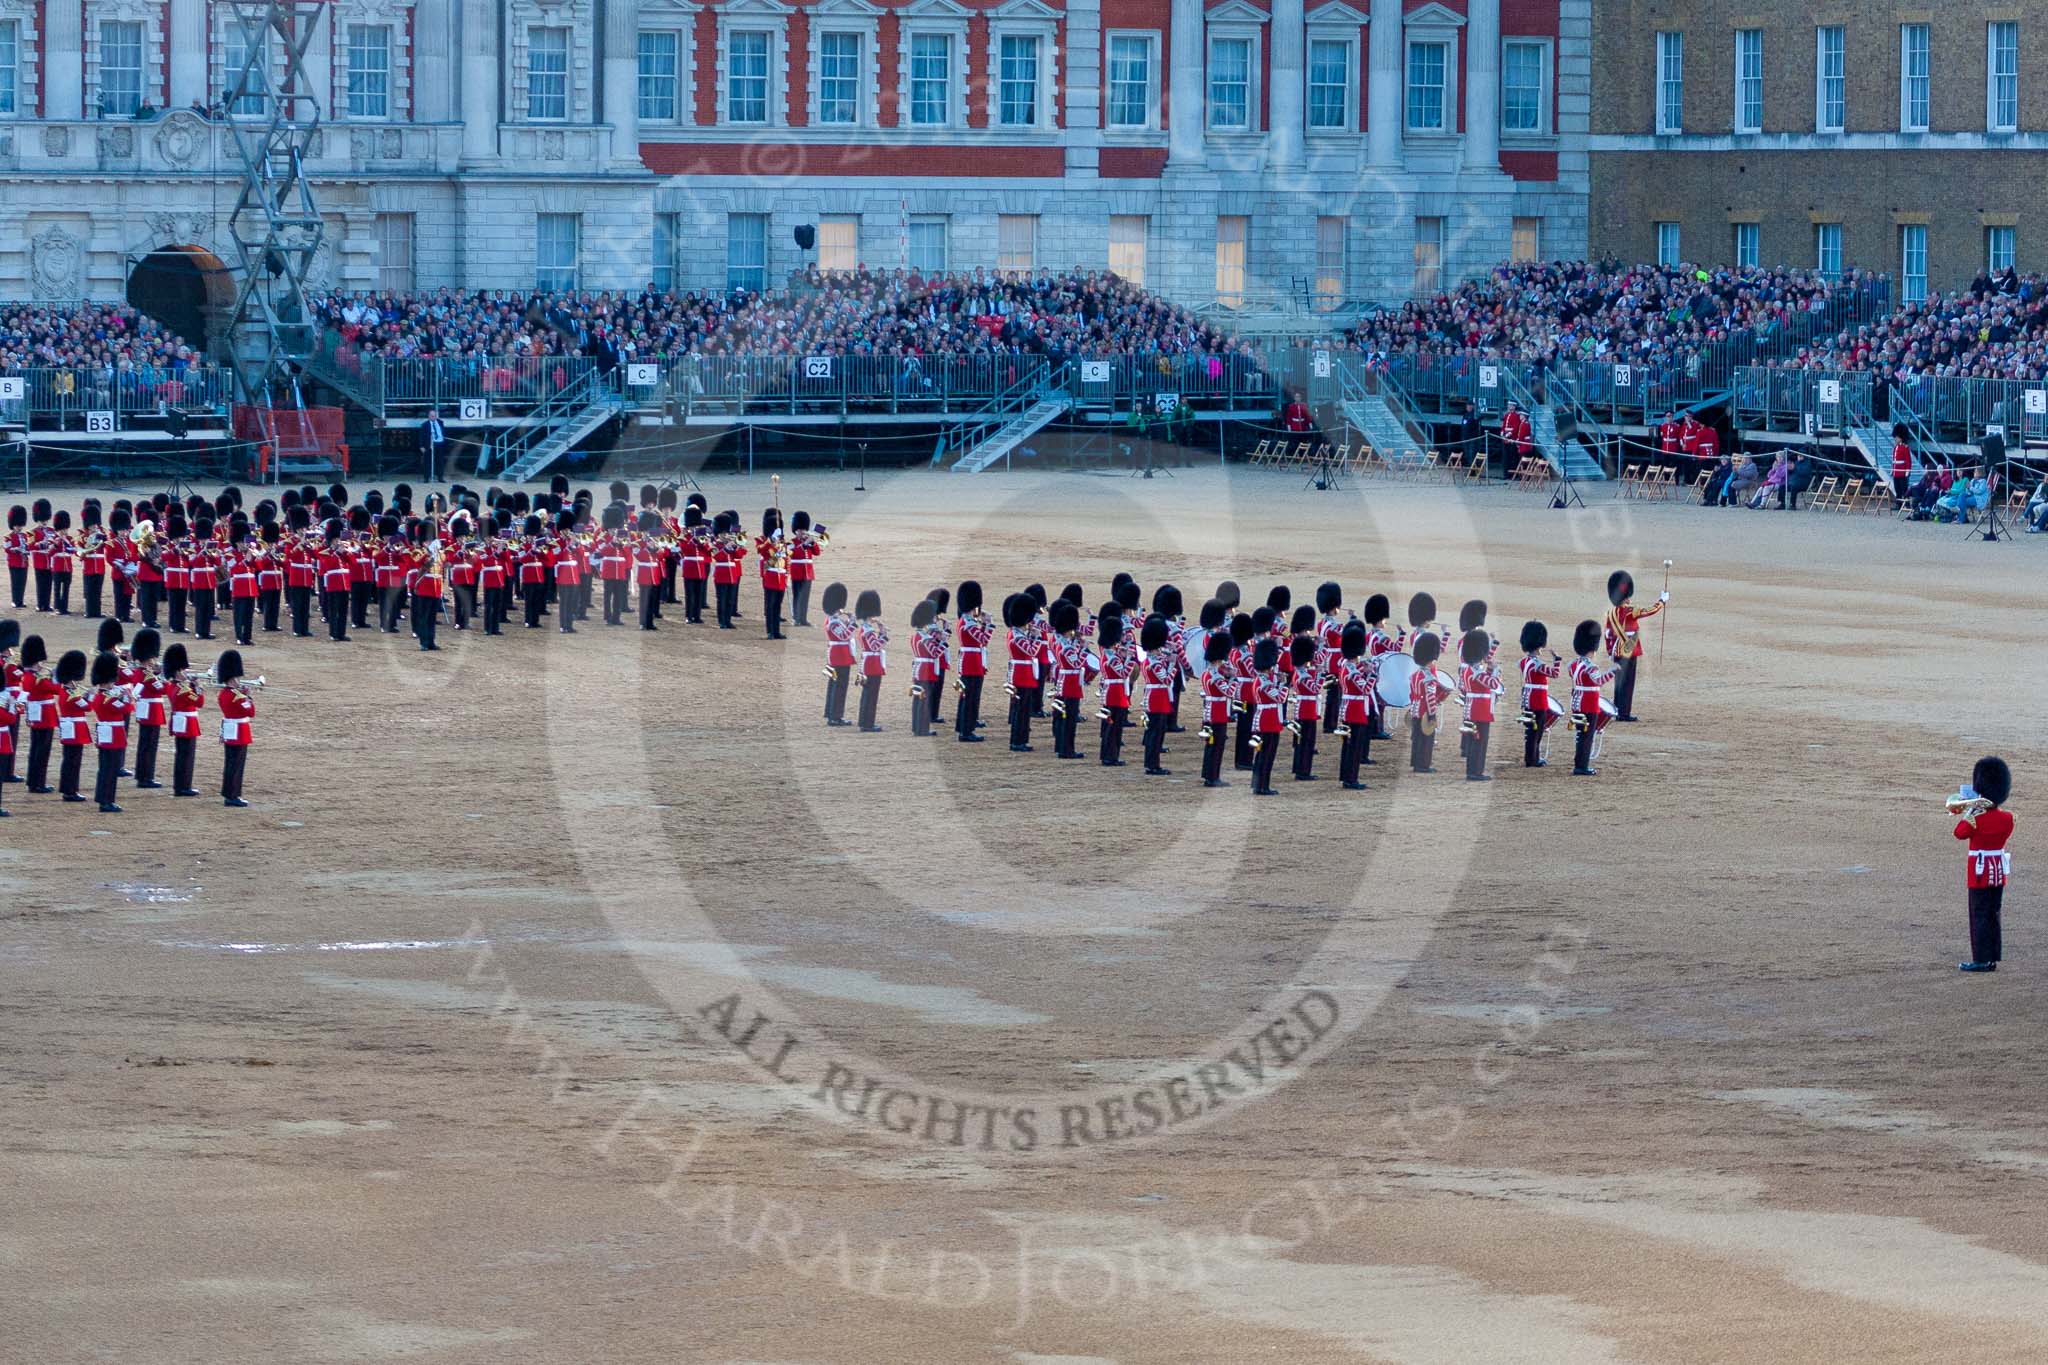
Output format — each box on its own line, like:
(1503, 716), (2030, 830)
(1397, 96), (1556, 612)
(1228, 614), (1256, 648)
(326, 482), (349, 507)
(1411, 632), (1441, 667)
(287, 504), (311, 532)
(640, 484), (660, 507)
(161, 643), (187, 677)
(1060, 582), (1084, 608)
(686, 492), (708, 512)
(184, 494), (206, 519)
(510, 491), (532, 515)
(229, 523), (250, 547)
(131, 628), (161, 663)
(1026, 582), (1048, 608)
(82, 502), (102, 529)
(1049, 600), (1079, 634)
(555, 509), (578, 534)
(1115, 580), (1141, 614)
(1408, 592), (1436, 629)
(1003, 593), (1035, 629)
(854, 589), (881, 620)
(364, 489), (385, 515)
(1291, 635), (1316, 668)
(548, 474), (569, 499)
(1215, 580), (1241, 610)
(1250, 605), (1277, 637)
(792, 510), (811, 532)
(90, 652), (119, 687)
(523, 515), (545, 537)
(1153, 584), (1183, 618)
(1204, 631), (1232, 664)
(1266, 585), (1291, 612)
(1341, 620), (1368, 660)
(1573, 620), (1601, 656)
(20, 634), (47, 669)
(602, 503), (627, 532)
(957, 580), (983, 613)
(1316, 581), (1342, 614)
(657, 487), (679, 512)
(1110, 571), (1133, 597)
(260, 524), (281, 549)
(166, 513), (189, 539)
(1140, 614), (1170, 653)
(6, 505), (24, 529)
(52, 510), (71, 532)
(31, 498), (51, 521)
(110, 507), (132, 533)
(376, 514), (400, 539)
(1520, 621), (1548, 652)
(712, 511), (733, 535)
(0, 619), (16, 653)
(1365, 592), (1391, 626)
(55, 649), (87, 685)
(1198, 598), (1226, 631)
(1099, 612), (1123, 647)
(224, 486), (245, 509)
(608, 480), (630, 504)
(1460, 630), (1489, 666)
(820, 583), (848, 615)
(684, 505), (704, 529)
(213, 492), (236, 519)
(348, 506), (371, 533)
(1974, 756), (2013, 807)
(323, 517), (344, 544)
(96, 619), (123, 654)
(1290, 604), (1315, 636)
(1459, 599), (1488, 632)
(254, 500), (277, 525)
(927, 587), (950, 615)
(911, 598), (937, 630)
(1607, 570), (1635, 606)
(762, 507), (781, 538)
(1253, 637), (1280, 672)
(214, 650), (244, 685)
(637, 510), (664, 535)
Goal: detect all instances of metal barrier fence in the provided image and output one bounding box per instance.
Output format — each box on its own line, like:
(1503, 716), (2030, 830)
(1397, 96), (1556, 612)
(0, 365), (233, 422)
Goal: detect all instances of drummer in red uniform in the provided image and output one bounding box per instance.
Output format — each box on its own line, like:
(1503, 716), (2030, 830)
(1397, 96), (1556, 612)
(820, 582), (854, 726)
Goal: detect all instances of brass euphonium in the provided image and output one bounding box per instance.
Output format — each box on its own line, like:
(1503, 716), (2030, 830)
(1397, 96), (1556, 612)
(1947, 791), (1994, 817)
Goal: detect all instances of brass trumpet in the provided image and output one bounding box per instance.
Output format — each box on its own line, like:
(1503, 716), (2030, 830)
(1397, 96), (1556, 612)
(1947, 791), (1994, 817)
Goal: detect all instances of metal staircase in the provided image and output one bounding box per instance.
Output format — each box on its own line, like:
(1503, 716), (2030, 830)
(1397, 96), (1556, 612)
(1502, 369), (1604, 481)
(1845, 390), (1930, 480)
(300, 348), (385, 419)
(1335, 363), (1433, 473)
(947, 370), (1067, 472)
(493, 369), (625, 482)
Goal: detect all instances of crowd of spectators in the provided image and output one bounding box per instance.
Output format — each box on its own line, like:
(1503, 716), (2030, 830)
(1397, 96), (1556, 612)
(0, 301), (214, 411)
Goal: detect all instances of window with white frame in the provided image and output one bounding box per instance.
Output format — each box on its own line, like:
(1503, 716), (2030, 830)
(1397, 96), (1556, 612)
(1503, 40), (1545, 133)
(346, 24), (391, 119)
(1900, 223), (1927, 305)
(1987, 225), (2016, 275)
(727, 213), (768, 292)
(1899, 24), (1929, 132)
(727, 29), (771, 123)
(1315, 216), (1345, 307)
(652, 213), (677, 291)
(1989, 21), (2018, 132)
(98, 19), (144, 117)
(998, 33), (1040, 126)
(1733, 29), (1761, 133)
(1733, 222), (1759, 268)
(527, 26), (569, 120)
(536, 214), (579, 291)
(1816, 222), (1842, 279)
(639, 31), (680, 122)
(817, 31), (861, 124)
(1815, 26), (1844, 133)
(907, 32), (950, 125)
(0, 21), (16, 116)
(376, 213), (414, 292)
(1656, 221), (1680, 268)
(1512, 216), (1541, 263)
(1655, 31), (1682, 134)
(819, 215), (859, 273)
(1215, 216), (1247, 306)
(1108, 215), (1147, 285)
(1407, 40), (1446, 131)
(907, 216), (947, 274)
(1208, 35), (1251, 130)
(1413, 216), (1443, 295)
(1308, 38), (1350, 131)
(1107, 33), (1154, 129)
(222, 21), (268, 117)
(997, 214), (1036, 274)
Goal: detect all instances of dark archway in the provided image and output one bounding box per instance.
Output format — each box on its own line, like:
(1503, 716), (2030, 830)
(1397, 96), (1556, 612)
(126, 245), (235, 354)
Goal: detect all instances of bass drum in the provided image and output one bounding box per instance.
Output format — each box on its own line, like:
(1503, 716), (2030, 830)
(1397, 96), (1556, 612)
(1375, 653), (1419, 710)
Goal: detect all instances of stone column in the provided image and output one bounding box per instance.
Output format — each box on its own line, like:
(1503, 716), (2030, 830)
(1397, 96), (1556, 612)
(168, 0), (208, 109)
(602, 0), (640, 164)
(1365, 0), (1400, 168)
(301, 6), (334, 121)
(460, 0), (498, 163)
(1167, 0), (1204, 166)
(1062, 0), (1102, 178)
(45, 0), (83, 120)
(1463, 0), (1499, 171)
(413, 0), (461, 124)
(1267, 0), (1303, 169)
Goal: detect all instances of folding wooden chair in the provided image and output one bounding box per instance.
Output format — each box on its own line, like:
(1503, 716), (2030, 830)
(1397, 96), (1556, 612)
(1439, 451), (1466, 483)
(1806, 475), (1841, 511)
(1654, 465), (1680, 500)
(1248, 439), (1272, 467)
(1691, 470), (1711, 500)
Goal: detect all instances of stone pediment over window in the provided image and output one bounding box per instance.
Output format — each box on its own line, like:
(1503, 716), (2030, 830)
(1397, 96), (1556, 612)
(1404, 2), (1466, 27)
(1305, 2), (1369, 27)
(989, 0), (1061, 21)
(1205, 0), (1271, 26)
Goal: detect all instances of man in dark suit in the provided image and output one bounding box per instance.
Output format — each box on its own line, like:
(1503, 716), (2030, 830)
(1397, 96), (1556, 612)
(419, 408), (447, 482)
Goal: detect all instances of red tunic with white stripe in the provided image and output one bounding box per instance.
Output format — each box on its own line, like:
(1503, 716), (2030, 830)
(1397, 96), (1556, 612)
(958, 614), (993, 678)
(91, 688), (133, 750)
(217, 685), (255, 747)
(1292, 662), (1324, 723)
(1007, 628), (1041, 689)
(1201, 662), (1235, 724)
(857, 622), (888, 677)
(1520, 654), (1560, 715)
(1142, 649), (1178, 715)
(825, 615), (856, 669)
(1460, 662), (1501, 725)
(1957, 809), (2015, 889)
(1568, 656), (1616, 718)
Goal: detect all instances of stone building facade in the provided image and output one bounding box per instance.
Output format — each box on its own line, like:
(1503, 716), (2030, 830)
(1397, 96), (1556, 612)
(1589, 1), (2048, 295)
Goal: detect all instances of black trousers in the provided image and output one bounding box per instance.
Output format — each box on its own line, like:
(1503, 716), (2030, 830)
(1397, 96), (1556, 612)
(956, 674), (983, 738)
(763, 587), (785, 639)
(638, 582), (660, 630)
(791, 578), (812, 626)
(378, 584), (405, 632)
(167, 586), (188, 633)
(221, 744), (248, 801)
(59, 743), (84, 797)
(1411, 717), (1436, 773)
(33, 566), (51, 611)
(1143, 712), (1168, 771)
(52, 571), (72, 614)
(603, 578), (628, 625)
(1234, 709), (1255, 769)
(1614, 655), (1640, 719)
(522, 582), (546, 628)
(324, 589), (350, 640)
(172, 735), (198, 793)
(715, 580), (738, 628)
(1339, 724), (1365, 786)
(7, 564), (23, 607)
(82, 573), (104, 618)
(138, 579), (162, 627)
(452, 583), (476, 630)
(1099, 704), (1127, 765)
(684, 575), (707, 622)
(1464, 721), (1490, 779)
(134, 725), (161, 786)
(910, 682), (932, 736)
(260, 588), (281, 632)
(929, 672), (947, 728)
(346, 580), (372, 628)
(1292, 723), (1319, 779)
(663, 560), (680, 604)
(483, 585), (506, 634)
(191, 587), (216, 639)
(415, 593), (441, 648)
(555, 585), (576, 633)
(3, 724), (18, 783)
(1525, 712), (1555, 767)
(825, 665), (850, 723)
(1323, 681), (1342, 733)
(232, 596), (256, 645)
(94, 745), (123, 808)
(1202, 719), (1229, 783)
(1009, 689), (1033, 748)
(1573, 717), (1597, 773)
(27, 727), (53, 789)
(1969, 885), (2005, 964)
(289, 584), (313, 636)
(858, 674), (881, 729)
(1252, 731), (1279, 793)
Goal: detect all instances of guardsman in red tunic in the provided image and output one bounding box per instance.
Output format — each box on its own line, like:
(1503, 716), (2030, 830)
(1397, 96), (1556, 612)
(346, 507), (377, 628)
(53, 648), (91, 801)
(1315, 582), (1348, 732)
(446, 511), (479, 631)
(1603, 569), (1667, 723)
(1096, 609), (1131, 768)
(1289, 635), (1324, 782)
(1231, 611), (1266, 770)
(214, 649), (256, 808)
(187, 517), (224, 639)
(548, 508), (582, 634)
(1139, 613), (1178, 776)
(87, 652), (133, 813)
(1458, 629), (1502, 782)
(1363, 592), (1401, 749)
(0, 619), (18, 813)
(1150, 584), (1187, 732)
(133, 510), (166, 628)
(316, 520), (352, 642)
(954, 580), (991, 743)
(679, 505), (711, 624)
(226, 524), (260, 645)
(921, 588), (951, 724)
(256, 520), (285, 634)
(28, 499), (53, 612)
(48, 510), (76, 616)
(1659, 413), (1682, 458)
(412, 522), (447, 650)
(1046, 599), (1089, 759)
(1249, 637), (1286, 795)
(1955, 756), (2015, 972)
(479, 512), (510, 635)
(788, 511), (821, 626)
(162, 643), (205, 796)
(1567, 619), (1619, 776)
(757, 508), (789, 640)
(20, 635), (57, 791)
(1198, 630), (1235, 787)
(128, 628), (166, 789)
(5, 504), (27, 608)
(107, 503), (138, 623)
(372, 514), (405, 633)
(909, 598), (941, 736)
(854, 589), (887, 732)
(597, 503), (631, 626)
(1518, 621), (1563, 768)
(712, 511), (745, 629)
(79, 501), (108, 618)
(630, 511), (664, 631)
(1335, 621), (1370, 790)
(820, 582), (854, 726)
(1407, 632), (1445, 775)
(1004, 593), (1042, 752)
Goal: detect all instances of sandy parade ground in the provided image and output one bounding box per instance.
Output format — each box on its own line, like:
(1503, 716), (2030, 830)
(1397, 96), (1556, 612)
(4, 465), (2048, 1363)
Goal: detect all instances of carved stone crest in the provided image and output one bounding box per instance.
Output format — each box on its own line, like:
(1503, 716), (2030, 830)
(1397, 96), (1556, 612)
(98, 125), (136, 159)
(380, 128), (404, 159)
(31, 226), (85, 298)
(350, 130), (370, 164)
(43, 126), (71, 157)
(153, 111), (207, 169)
(542, 131), (566, 160)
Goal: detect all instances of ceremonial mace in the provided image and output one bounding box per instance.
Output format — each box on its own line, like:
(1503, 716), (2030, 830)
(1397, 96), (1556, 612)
(1659, 559), (1673, 664)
